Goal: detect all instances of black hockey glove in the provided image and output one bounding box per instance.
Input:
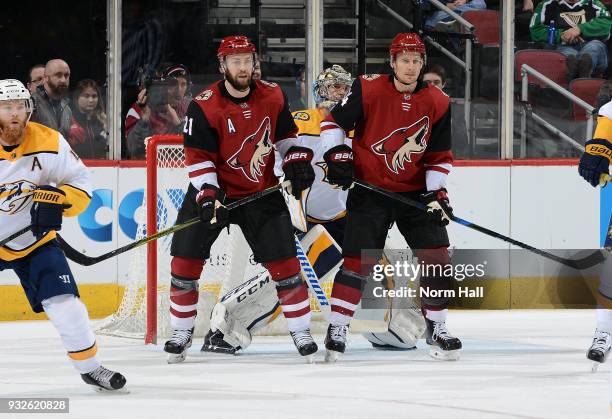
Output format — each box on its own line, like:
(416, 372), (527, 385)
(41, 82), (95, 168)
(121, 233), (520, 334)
(30, 185), (70, 238)
(282, 146), (315, 199)
(196, 184), (228, 225)
(420, 188), (453, 227)
(323, 144), (354, 190)
(579, 139), (612, 187)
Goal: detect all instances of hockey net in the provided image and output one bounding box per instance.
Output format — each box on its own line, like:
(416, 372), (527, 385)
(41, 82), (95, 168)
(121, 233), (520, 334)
(96, 135), (334, 343)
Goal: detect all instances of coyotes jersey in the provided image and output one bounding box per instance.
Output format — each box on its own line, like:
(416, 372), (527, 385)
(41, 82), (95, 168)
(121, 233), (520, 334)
(184, 79), (298, 198)
(0, 122), (92, 261)
(292, 108), (351, 222)
(321, 74), (452, 192)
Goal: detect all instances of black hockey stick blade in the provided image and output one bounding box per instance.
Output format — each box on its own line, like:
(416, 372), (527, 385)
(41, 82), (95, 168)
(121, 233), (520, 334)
(354, 179), (605, 270)
(58, 181), (288, 266)
(0, 226), (32, 247)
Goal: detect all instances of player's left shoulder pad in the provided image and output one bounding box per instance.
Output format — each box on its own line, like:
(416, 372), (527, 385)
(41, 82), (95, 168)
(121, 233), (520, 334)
(425, 84), (451, 121)
(24, 122), (61, 154)
(599, 100), (612, 121)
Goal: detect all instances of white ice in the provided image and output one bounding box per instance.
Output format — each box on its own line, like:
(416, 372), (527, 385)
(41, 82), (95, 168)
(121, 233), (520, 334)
(1, 310), (611, 419)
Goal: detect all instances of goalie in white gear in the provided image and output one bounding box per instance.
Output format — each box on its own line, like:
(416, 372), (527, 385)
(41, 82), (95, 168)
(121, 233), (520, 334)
(202, 66), (425, 354)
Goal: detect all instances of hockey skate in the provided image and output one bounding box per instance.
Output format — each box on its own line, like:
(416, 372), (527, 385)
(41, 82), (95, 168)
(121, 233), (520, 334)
(290, 329), (318, 363)
(164, 328), (193, 364)
(425, 318), (462, 361)
(324, 324), (348, 363)
(588, 329), (611, 372)
(81, 366), (127, 393)
(201, 330), (238, 355)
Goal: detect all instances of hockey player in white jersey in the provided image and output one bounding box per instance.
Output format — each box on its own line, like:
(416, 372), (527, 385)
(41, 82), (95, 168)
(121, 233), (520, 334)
(0, 79), (126, 392)
(578, 98), (612, 369)
(202, 66), (425, 354)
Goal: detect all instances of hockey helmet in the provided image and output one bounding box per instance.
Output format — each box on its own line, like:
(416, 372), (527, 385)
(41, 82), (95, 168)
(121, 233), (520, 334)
(389, 33), (427, 65)
(313, 65), (353, 107)
(0, 79), (34, 119)
(217, 36), (257, 60)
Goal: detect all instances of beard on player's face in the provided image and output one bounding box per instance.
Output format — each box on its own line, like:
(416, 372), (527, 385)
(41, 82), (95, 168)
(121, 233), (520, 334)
(0, 119), (27, 145)
(224, 67), (253, 92)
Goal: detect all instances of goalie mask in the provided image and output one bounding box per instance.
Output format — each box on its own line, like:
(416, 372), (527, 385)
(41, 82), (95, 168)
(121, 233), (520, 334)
(0, 79), (34, 122)
(313, 65), (352, 109)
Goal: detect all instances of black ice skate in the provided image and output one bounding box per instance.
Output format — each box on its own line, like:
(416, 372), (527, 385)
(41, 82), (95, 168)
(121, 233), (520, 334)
(81, 366), (127, 393)
(324, 324), (349, 363)
(201, 329), (238, 355)
(290, 329), (318, 362)
(588, 329), (611, 372)
(425, 318), (462, 361)
(164, 328), (193, 364)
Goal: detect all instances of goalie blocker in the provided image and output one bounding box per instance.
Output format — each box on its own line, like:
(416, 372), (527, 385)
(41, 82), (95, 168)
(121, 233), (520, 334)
(203, 225), (425, 353)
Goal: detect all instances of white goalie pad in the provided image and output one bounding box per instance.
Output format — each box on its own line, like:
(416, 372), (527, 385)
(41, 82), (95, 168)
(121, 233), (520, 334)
(281, 183), (308, 232)
(209, 272), (279, 350)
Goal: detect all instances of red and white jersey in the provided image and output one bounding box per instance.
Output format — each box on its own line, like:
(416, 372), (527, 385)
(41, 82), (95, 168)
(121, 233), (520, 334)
(184, 80), (298, 198)
(321, 74), (452, 192)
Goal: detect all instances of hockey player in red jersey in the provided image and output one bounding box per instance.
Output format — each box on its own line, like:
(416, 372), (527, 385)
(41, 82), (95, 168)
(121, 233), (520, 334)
(163, 35), (317, 363)
(320, 32), (462, 361)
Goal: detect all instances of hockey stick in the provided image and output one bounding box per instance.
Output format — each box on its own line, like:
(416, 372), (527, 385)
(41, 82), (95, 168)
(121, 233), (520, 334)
(353, 179), (605, 270)
(0, 225), (32, 247)
(57, 181), (289, 266)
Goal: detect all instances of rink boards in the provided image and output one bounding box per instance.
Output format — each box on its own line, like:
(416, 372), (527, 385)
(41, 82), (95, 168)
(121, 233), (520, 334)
(0, 159), (605, 320)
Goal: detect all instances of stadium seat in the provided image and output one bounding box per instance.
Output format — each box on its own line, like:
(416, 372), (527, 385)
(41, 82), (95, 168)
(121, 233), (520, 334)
(515, 49), (568, 88)
(463, 10), (500, 46)
(569, 78), (605, 120)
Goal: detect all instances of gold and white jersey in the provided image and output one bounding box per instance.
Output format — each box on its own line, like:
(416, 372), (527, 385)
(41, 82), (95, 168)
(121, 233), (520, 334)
(0, 122), (92, 261)
(595, 100), (612, 142)
(292, 108), (352, 223)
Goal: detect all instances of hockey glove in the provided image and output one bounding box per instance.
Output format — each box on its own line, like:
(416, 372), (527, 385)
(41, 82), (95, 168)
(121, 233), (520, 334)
(30, 185), (70, 238)
(282, 146), (315, 200)
(196, 184), (228, 225)
(420, 188), (453, 227)
(579, 139), (612, 187)
(323, 144), (354, 190)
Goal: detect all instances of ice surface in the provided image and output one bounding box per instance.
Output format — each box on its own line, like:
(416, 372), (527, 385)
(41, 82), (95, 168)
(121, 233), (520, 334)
(0, 310), (610, 419)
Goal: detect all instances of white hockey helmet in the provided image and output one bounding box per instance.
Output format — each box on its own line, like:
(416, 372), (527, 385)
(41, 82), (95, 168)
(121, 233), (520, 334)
(0, 79), (34, 119)
(313, 64), (352, 108)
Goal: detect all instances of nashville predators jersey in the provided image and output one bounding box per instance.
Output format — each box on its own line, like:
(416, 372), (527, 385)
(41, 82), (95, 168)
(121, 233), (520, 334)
(594, 100), (612, 143)
(292, 108), (352, 222)
(0, 122), (92, 261)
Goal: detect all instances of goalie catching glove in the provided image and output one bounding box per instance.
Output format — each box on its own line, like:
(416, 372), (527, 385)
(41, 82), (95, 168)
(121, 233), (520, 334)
(420, 188), (453, 226)
(30, 185), (71, 238)
(579, 139), (612, 187)
(196, 184), (228, 224)
(282, 146), (315, 199)
(323, 144), (353, 190)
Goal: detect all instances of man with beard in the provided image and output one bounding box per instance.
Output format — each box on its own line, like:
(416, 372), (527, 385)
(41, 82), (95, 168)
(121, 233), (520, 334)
(0, 79), (126, 391)
(320, 33), (462, 362)
(31, 59), (72, 138)
(163, 35), (318, 363)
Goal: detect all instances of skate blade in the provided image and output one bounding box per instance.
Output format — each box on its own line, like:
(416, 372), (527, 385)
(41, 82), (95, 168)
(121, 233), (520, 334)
(303, 354), (316, 364)
(92, 386), (130, 394)
(428, 347), (460, 361)
(324, 349), (341, 363)
(592, 362), (600, 373)
(166, 351), (187, 364)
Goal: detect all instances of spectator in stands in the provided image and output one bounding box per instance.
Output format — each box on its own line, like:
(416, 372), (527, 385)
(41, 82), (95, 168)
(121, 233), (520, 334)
(125, 64), (190, 159)
(423, 0), (487, 31)
(530, 0), (611, 81)
(597, 76), (612, 109)
(68, 79), (108, 159)
(30, 59), (72, 138)
(295, 67), (307, 109)
(254, 59), (262, 80)
(26, 64), (45, 94)
(423, 64), (447, 91)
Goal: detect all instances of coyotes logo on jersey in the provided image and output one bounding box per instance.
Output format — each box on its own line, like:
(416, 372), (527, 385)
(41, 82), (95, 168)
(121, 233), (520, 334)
(228, 117), (273, 182)
(0, 180), (36, 215)
(371, 116), (429, 174)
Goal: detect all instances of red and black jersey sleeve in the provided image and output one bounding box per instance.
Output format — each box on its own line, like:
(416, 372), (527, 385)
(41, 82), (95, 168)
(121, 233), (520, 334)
(183, 101), (220, 189)
(274, 90), (298, 142)
(328, 77), (364, 131)
(423, 91), (453, 189)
